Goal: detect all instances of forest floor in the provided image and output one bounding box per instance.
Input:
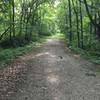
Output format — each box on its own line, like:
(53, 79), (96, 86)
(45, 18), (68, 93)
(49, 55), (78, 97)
(0, 38), (100, 100)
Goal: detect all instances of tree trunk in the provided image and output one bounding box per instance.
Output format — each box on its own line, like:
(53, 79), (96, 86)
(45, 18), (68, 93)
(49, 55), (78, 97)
(79, 0), (84, 48)
(12, 0), (15, 38)
(68, 0), (72, 44)
(83, 0), (100, 39)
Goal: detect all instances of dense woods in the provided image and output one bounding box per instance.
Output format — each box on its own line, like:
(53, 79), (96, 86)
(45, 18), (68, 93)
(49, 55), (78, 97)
(0, 0), (100, 99)
(58, 0), (100, 46)
(57, 0), (100, 63)
(0, 0), (100, 65)
(0, 0), (56, 47)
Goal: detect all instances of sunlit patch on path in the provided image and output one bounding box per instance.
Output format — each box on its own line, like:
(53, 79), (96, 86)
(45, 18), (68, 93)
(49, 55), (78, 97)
(47, 74), (60, 84)
(1, 39), (100, 100)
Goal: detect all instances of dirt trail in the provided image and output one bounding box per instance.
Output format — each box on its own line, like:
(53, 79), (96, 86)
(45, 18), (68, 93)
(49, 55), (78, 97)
(1, 39), (100, 100)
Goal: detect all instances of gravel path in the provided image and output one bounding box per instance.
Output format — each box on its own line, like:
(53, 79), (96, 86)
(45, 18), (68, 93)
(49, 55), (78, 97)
(2, 39), (100, 100)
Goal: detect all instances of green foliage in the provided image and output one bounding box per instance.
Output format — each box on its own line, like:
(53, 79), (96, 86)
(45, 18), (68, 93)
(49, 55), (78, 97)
(0, 0), (57, 47)
(0, 35), (48, 69)
(70, 46), (100, 65)
(50, 33), (66, 40)
(0, 0), (59, 69)
(0, 0), (100, 67)
(57, 0), (100, 64)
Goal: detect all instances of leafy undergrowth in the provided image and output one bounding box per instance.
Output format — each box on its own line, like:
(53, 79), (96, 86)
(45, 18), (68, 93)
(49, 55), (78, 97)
(0, 33), (65, 99)
(0, 36), (48, 69)
(70, 46), (100, 65)
(0, 33), (65, 69)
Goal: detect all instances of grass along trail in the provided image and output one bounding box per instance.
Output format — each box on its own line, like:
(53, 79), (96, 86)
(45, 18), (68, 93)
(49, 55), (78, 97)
(0, 38), (100, 100)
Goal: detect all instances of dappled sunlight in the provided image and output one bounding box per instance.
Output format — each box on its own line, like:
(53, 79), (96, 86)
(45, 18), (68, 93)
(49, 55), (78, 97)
(54, 97), (58, 100)
(34, 52), (50, 57)
(32, 52), (56, 59)
(54, 0), (60, 7)
(47, 74), (60, 85)
(21, 51), (56, 61)
(47, 39), (55, 42)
